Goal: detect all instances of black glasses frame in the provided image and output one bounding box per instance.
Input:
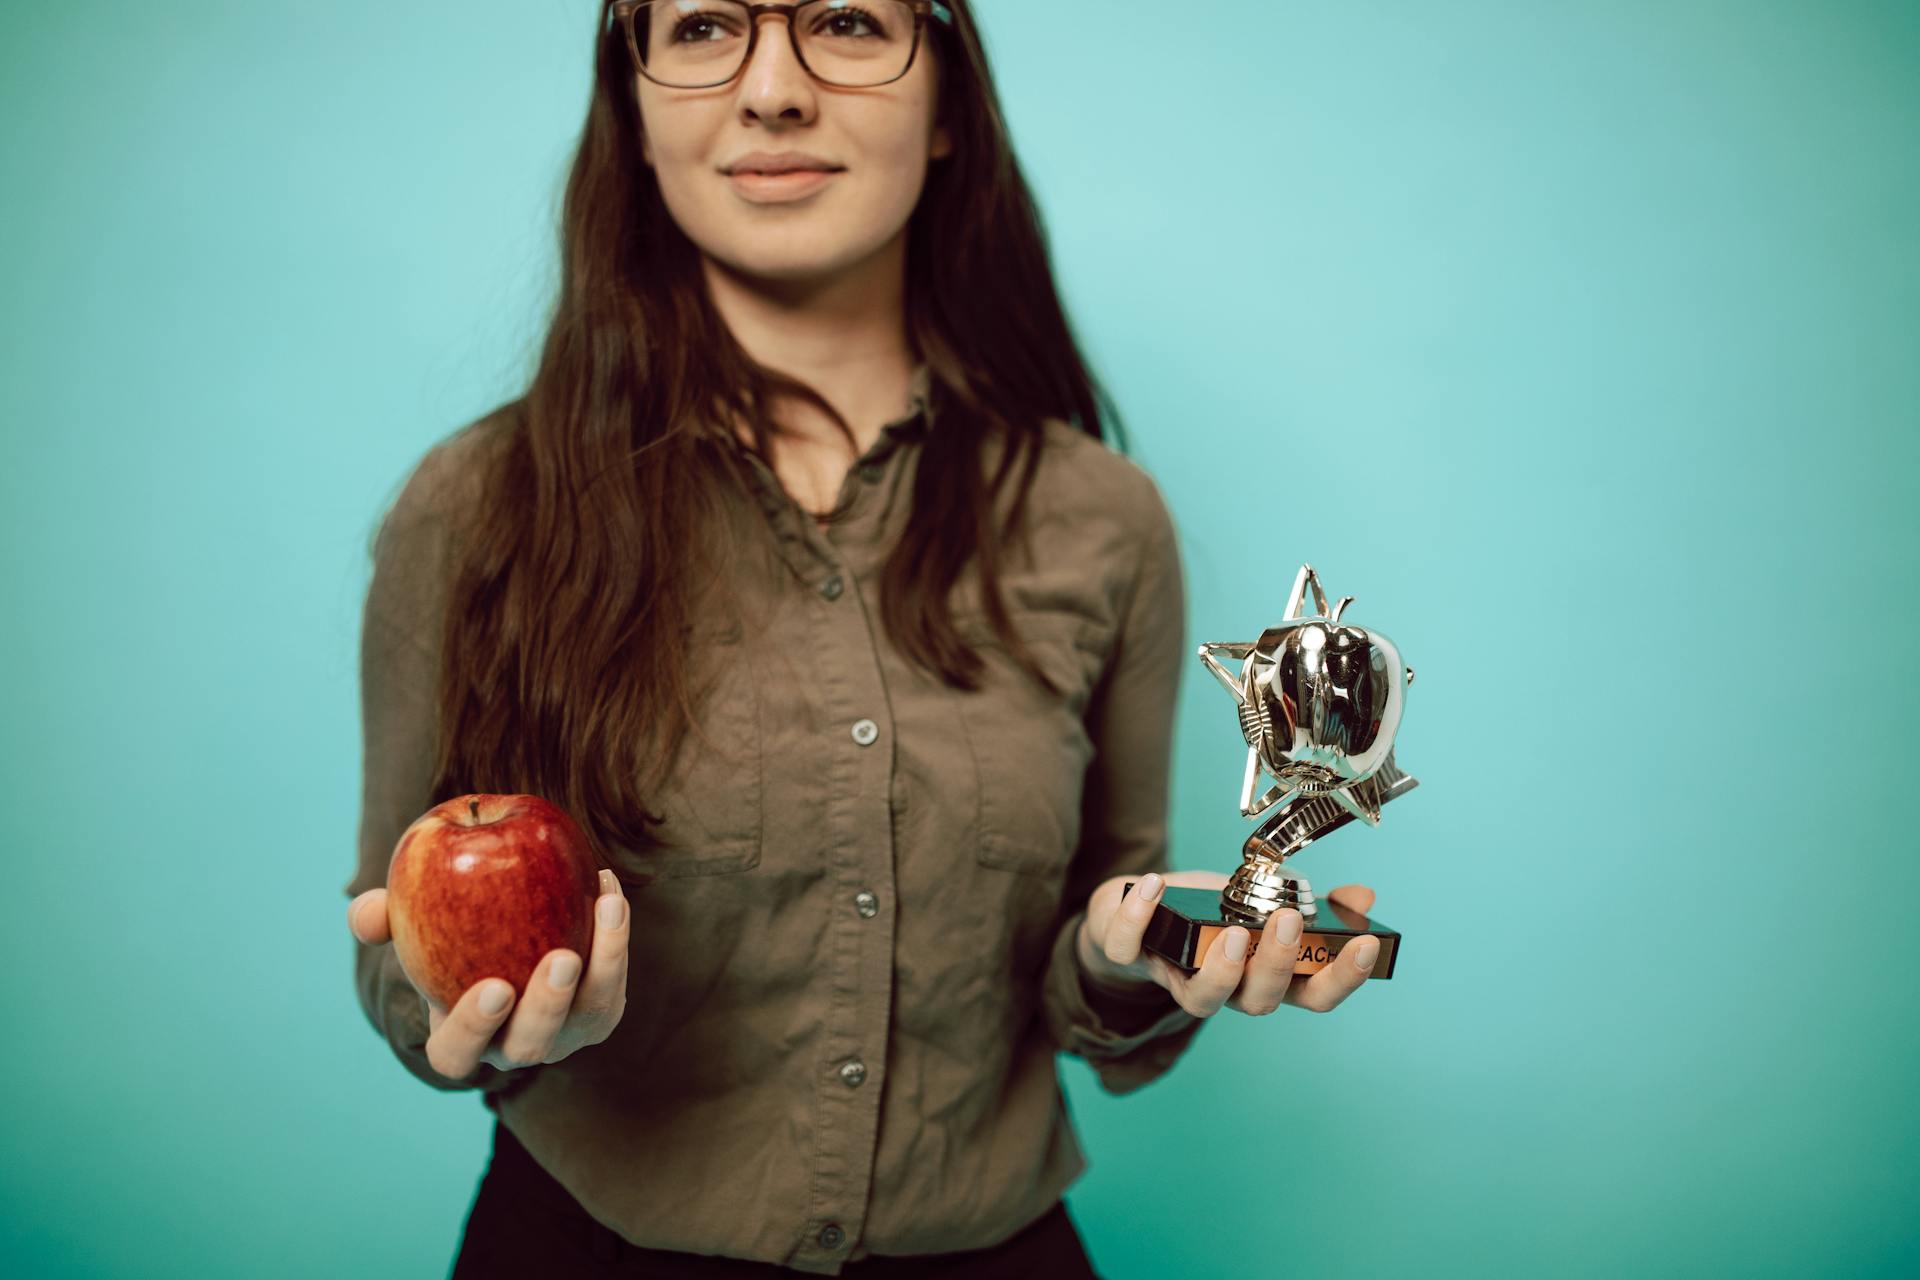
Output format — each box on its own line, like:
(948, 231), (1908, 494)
(608, 0), (954, 90)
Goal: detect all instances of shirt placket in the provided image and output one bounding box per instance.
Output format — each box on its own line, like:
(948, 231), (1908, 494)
(736, 421), (919, 1273)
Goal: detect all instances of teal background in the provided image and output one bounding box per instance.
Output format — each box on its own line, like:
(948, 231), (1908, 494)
(2, 0), (1914, 1275)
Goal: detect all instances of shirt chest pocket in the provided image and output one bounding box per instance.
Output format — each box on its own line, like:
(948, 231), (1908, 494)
(607, 626), (764, 883)
(951, 612), (1108, 878)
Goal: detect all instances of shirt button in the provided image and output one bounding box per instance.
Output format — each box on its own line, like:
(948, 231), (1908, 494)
(850, 718), (879, 746)
(818, 1223), (845, 1248)
(854, 891), (878, 918)
(857, 462), (884, 484)
(820, 574), (844, 601)
(839, 1060), (867, 1087)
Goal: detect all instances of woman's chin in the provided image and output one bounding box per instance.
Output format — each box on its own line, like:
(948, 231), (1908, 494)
(704, 240), (888, 292)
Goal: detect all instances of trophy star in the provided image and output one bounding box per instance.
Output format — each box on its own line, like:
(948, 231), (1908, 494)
(1328, 777), (1383, 827)
(1197, 564), (1393, 825)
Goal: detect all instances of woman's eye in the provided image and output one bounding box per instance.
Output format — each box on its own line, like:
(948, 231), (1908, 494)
(812, 7), (886, 39)
(670, 11), (739, 43)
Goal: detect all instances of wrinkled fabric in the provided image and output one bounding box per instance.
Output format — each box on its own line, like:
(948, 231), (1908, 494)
(346, 365), (1205, 1274)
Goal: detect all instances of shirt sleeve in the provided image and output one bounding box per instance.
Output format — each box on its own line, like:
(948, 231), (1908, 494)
(344, 435), (539, 1102)
(1038, 460), (1207, 1096)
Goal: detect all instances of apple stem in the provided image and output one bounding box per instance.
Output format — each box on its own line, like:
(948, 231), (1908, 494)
(469, 798), (480, 821)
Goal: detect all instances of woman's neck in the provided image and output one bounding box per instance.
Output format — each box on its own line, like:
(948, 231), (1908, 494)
(701, 236), (919, 460)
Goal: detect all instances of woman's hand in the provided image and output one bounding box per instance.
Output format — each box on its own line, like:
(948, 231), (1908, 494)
(1077, 870), (1379, 1018)
(346, 869), (631, 1081)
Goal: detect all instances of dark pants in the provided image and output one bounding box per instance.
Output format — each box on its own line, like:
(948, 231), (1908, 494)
(450, 1119), (1103, 1279)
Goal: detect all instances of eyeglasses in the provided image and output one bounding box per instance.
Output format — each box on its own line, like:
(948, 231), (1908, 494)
(608, 1), (954, 90)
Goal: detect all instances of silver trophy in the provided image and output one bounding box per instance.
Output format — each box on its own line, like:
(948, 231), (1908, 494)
(1124, 564), (1419, 978)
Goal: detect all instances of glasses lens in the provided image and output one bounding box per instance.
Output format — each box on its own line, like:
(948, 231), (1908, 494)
(631, 1), (919, 89)
(635, 1), (753, 87)
(795, 1), (918, 87)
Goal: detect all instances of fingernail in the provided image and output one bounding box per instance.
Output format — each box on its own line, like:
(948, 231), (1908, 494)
(478, 982), (511, 1015)
(1277, 911), (1303, 944)
(599, 895), (626, 930)
(549, 954), (581, 989)
(1223, 928), (1248, 962)
(1351, 938), (1379, 972)
(1141, 873), (1163, 899)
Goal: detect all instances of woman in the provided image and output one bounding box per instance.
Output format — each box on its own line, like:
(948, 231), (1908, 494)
(344, 2), (1381, 1274)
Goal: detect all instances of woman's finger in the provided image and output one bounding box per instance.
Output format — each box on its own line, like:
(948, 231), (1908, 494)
(1226, 908), (1303, 1016)
(1144, 953), (1182, 992)
(1282, 934), (1381, 1013)
(491, 949), (583, 1068)
(1100, 873), (1165, 970)
(347, 889), (390, 945)
(424, 978), (517, 1081)
(1325, 883), (1375, 916)
(571, 870), (631, 1043)
(1181, 922), (1251, 1018)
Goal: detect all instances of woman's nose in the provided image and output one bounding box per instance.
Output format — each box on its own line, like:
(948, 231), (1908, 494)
(737, 13), (817, 122)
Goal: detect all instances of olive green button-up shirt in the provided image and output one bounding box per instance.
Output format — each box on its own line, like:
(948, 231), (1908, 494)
(346, 366), (1207, 1273)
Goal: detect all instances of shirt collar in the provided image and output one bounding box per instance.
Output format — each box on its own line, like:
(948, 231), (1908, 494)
(864, 360), (934, 452)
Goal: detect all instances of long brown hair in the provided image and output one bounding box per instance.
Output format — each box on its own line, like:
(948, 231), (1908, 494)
(422, 0), (1127, 864)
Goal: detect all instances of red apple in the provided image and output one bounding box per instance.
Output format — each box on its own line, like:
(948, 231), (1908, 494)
(386, 793), (601, 1011)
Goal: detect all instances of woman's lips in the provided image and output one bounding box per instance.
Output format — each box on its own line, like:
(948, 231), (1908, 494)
(726, 168), (841, 202)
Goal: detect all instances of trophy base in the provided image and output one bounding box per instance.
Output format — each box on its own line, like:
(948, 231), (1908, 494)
(1121, 881), (1399, 980)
